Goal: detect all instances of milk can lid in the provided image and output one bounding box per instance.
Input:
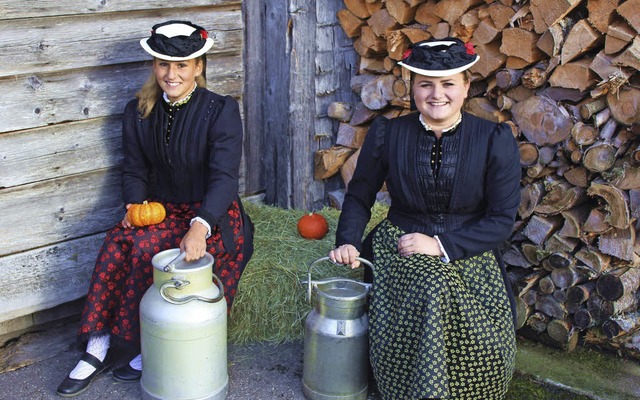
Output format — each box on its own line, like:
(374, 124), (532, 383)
(152, 248), (214, 272)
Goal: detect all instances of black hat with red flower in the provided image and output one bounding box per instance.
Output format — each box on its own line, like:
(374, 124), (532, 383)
(140, 20), (214, 61)
(398, 37), (479, 77)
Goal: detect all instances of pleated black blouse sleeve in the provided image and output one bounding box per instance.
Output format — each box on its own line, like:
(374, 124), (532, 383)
(335, 116), (389, 251)
(197, 95), (243, 228)
(437, 123), (521, 261)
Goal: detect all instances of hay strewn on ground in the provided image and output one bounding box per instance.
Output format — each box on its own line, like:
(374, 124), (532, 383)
(228, 201), (388, 344)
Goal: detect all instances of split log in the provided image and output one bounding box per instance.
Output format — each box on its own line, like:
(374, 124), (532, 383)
(465, 98), (509, 123)
(340, 147), (360, 188)
(350, 102), (378, 126)
(604, 161), (640, 190)
(502, 244), (534, 268)
(586, 0), (620, 34)
(563, 167), (589, 188)
(580, 98), (608, 121)
(533, 183), (586, 216)
(313, 146), (355, 180)
(536, 294), (568, 320)
(598, 225), (636, 262)
(597, 267), (640, 302)
(549, 59), (598, 92)
(587, 182), (630, 229)
(557, 204), (590, 238)
(384, 0), (418, 25)
(560, 20), (602, 65)
(574, 249), (612, 277)
(470, 41), (507, 78)
(519, 143), (541, 169)
(545, 233), (580, 253)
(523, 215), (564, 246)
(528, 311), (550, 333)
(515, 296), (532, 330)
(551, 265), (588, 289)
(336, 122), (369, 149)
(539, 275), (557, 294)
(327, 102), (354, 123)
(582, 142), (617, 172)
(546, 318), (578, 351)
(529, 0), (582, 34)
(471, 18), (500, 45)
(414, 1), (442, 26)
(511, 95), (573, 146)
(360, 26), (387, 55)
(607, 85), (640, 126)
(602, 311), (640, 339)
(584, 328), (640, 360)
(566, 281), (596, 306)
(367, 8), (400, 37)
(605, 20), (637, 55)
(344, 0), (373, 19)
(431, 0), (483, 24)
(500, 28), (545, 65)
(487, 2), (515, 29)
(522, 242), (551, 265)
(582, 208), (612, 234)
(574, 308), (599, 330)
(337, 9), (366, 38)
(616, 0), (640, 33)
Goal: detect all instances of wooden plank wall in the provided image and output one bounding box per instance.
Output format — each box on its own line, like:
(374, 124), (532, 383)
(244, 0), (358, 209)
(0, 0), (244, 343)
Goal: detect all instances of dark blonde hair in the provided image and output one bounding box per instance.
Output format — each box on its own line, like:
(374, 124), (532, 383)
(136, 57), (207, 118)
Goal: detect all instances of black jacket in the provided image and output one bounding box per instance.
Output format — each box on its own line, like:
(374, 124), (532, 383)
(121, 87), (243, 231)
(336, 111), (521, 263)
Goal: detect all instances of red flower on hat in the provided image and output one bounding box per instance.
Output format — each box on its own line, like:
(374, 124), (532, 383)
(402, 48), (412, 60)
(200, 29), (208, 39)
(464, 42), (476, 55)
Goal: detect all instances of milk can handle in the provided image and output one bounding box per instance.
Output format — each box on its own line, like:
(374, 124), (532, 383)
(307, 256), (374, 303)
(160, 273), (225, 305)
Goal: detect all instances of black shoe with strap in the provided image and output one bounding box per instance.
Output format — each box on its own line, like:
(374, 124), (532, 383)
(56, 352), (111, 397)
(112, 363), (142, 383)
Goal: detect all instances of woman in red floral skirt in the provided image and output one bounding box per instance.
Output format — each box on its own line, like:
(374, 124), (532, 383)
(56, 20), (254, 397)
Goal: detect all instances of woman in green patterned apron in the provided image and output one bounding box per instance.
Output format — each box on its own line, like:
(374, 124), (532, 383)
(329, 38), (521, 399)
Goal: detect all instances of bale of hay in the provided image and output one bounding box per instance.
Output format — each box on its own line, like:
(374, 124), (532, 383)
(228, 201), (388, 344)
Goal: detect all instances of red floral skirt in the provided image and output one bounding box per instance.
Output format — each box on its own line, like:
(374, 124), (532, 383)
(77, 200), (251, 347)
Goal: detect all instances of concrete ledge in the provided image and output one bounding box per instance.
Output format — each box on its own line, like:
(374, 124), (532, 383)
(515, 338), (640, 400)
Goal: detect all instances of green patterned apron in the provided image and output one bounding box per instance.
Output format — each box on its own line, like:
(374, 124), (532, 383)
(369, 220), (515, 399)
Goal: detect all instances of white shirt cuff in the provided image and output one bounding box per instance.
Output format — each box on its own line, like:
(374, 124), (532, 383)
(434, 235), (450, 263)
(190, 217), (212, 239)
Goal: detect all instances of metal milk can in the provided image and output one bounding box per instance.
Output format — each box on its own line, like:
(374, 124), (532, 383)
(302, 256), (374, 400)
(140, 248), (228, 400)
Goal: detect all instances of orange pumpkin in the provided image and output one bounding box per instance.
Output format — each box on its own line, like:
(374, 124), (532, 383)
(127, 201), (166, 227)
(297, 212), (329, 240)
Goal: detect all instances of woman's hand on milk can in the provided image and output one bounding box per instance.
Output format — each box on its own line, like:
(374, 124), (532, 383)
(180, 221), (208, 261)
(329, 244), (361, 269)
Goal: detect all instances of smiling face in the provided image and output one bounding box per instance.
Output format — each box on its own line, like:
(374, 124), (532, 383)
(153, 58), (203, 102)
(412, 72), (470, 131)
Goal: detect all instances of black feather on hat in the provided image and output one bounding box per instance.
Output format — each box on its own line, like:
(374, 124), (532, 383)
(398, 37), (479, 77)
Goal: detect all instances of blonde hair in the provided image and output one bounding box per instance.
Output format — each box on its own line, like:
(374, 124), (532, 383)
(136, 57), (207, 118)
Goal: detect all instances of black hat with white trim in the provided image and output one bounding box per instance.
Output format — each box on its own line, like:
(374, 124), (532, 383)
(398, 37), (479, 77)
(140, 20), (214, 61)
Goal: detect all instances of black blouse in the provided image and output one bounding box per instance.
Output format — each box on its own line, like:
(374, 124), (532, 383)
(120, 87), (243, 229)
(335, 111), (522, 262)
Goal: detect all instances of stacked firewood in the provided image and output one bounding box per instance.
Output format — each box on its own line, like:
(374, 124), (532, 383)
(317, 0), (640, 358)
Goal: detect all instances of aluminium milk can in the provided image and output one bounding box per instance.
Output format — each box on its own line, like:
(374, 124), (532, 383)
(302, 256), (374, 400)
(140, 248), (228, 400)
